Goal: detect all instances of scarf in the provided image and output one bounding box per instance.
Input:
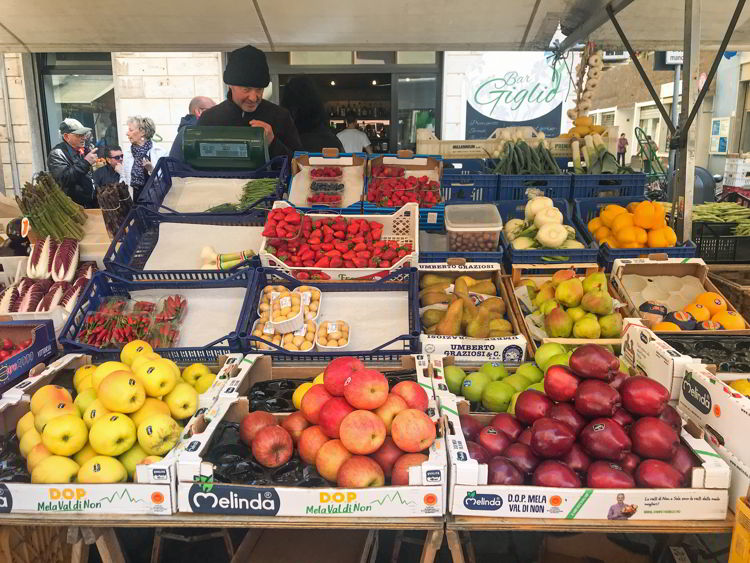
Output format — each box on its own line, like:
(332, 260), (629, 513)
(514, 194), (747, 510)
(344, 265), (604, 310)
(130, 139), (153, 189)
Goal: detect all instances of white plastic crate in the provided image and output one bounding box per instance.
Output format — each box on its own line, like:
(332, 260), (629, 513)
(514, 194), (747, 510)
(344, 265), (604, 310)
(259, 201), (419, 280)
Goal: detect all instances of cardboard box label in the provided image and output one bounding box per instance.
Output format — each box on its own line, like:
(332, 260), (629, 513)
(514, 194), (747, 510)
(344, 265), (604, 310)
(420, 335), (526, 364)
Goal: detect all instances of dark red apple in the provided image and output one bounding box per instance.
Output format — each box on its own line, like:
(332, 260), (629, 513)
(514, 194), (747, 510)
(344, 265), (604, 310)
(580, 418), (631, 461)
(530, 418), (575, 459)
(560, 443), (591, 475)
(503, 442), (540, 475)
(611, 408), (634, 432)
(620, 376), (669, 416)
(239, 411), (276, 446)
(548, 403), (586, 436)
(466, 441), (490, 464)
(543, 365), (580, 402)
(630, 417), (679, 460)
(586, 461), (635, 488)
(532, 460), (581, 488)
(659, 405), (682, 432)
(574, 379), (621, 418)
(620, 452), (641, 475)
(517, 428), (532, 446)
(478, 426), (512, 457)
(318, 397), (355, 439)
(489, 413), (523, 441)
(670, 444), (699, 480)
(251, 425), (293, 468)
(323, 357), (364, 396)
(488, 456), (524, 485)
(369, 437), (404, 477)
(280, 411), (310, 444)
(569, 344), (619, 381)
(515, 390), (553, 425)
(459, 414), (484, 442)
(610, 371), (629, 391)
(635, 459), (685, 488)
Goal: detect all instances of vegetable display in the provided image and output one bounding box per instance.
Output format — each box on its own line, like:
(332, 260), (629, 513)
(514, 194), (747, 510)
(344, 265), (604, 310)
(691, 201), (750, 236)
(504, 197), (584, 251)
(486, 135), (561, 175)
(588, 201), (677, 249)
(204, 178), (279, 213)
(17, 173), (88, 240)
(97, 183), (132, 238)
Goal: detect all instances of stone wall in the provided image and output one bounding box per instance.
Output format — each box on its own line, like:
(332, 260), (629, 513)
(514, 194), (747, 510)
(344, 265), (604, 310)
(0, 54), (33, 195)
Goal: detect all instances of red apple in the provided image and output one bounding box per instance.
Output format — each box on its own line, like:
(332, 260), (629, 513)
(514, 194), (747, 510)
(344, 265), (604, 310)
(337, 456), (385, 488)
(324, 357), (365, 396)
(280, 411), (309, 444)
(374, 393), (408, 434)
(318, 397), (355, 439)
(315, 439), (352, 482)
(391, 453), (428, 486)
(300, 384), (333, 424)
(298, 425), (330, 465)
(239, 411), (276, 446)
(251, 425), (293, 468)
(343, 369), (389, 410)
(370, 437), (405, 477)
(339, 410), (386, 455)
(391, 409), (436, 453)
(391, 380), (429, 411)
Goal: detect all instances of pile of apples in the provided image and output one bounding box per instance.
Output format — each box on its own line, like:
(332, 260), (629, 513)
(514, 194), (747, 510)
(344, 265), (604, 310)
(16, 340), (216, 484)
(459, 344), (700, 489)
(239, 357), (437, 488)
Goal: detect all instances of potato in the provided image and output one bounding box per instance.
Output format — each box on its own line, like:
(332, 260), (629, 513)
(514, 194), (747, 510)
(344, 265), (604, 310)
(301, 341), (313, 351)
(318, 336), (328, 346)
(337, 338), (348, 346)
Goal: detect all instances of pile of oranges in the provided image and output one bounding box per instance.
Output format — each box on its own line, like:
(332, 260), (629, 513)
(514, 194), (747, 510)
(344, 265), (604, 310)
(588, 201), (677, 249)
(652, 291), (746, 331)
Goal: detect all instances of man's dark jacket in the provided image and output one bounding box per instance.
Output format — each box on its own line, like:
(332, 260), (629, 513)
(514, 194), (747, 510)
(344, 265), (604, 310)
(47, 142), (97, 208)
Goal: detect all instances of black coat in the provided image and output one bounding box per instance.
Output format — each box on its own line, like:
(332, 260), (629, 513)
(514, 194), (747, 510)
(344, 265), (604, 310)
(92, 164), (121, 189)
(299, 124), (344, 153)
(47, 142), (98, 208)
(197, 98), (303, 160)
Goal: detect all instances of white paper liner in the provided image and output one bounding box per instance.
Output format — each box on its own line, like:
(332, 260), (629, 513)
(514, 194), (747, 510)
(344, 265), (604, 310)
(287, 165), (364, 208)
(161, 177), (255, 213)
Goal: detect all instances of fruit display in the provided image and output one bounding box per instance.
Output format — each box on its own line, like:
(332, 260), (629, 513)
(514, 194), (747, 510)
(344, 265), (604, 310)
(692, 201), (750, 236)
(367, 166), (442, 209)
(75, 294), (188, 349)
(419, 273), (513, 338)
(4, 344), (221, 484)
(207, 358), (436, 489)
(310, 166), (343, 180)
(514, 271), (623, 341)
(504, 197), (585, 251)
(587, 201), (676, 250)
(445, 203), (502, 253)
(316, 320), (350, 349)
(453, 343), (699, 489)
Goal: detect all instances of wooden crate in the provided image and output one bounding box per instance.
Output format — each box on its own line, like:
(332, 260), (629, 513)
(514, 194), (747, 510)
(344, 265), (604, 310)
(709, 265), (750, 321)
(0, 526), (70, 563)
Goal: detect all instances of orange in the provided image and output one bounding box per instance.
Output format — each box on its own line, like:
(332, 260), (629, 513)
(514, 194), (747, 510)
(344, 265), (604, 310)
(684, 303), (710, 322)
(695, 292), (728, 316)
(651, 321), (682, 332)
(711, 310), (745, 330)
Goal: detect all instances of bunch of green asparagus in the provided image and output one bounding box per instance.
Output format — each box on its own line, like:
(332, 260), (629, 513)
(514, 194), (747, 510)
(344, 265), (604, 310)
(16, 173), (88, 240)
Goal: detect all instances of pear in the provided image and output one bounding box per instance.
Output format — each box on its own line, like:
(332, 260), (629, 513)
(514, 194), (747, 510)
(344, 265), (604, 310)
(489, 318), (512, 332)
(478, 297), (506, 317)
(421, 309), (445, 327)
(581, 290), (614, 316)
(458, 293), (478, 333)
(421, 292), (456, 306)
(555, 278), (584, 308)
(599, 312), (624, 338)
(466, 308), (491, 339)
(436, 299), (463, 336)
(573, 317), (601, 339)
(582, 272), (608, 294)
(419, 282), (452, 298)
(551, 269), (576, 288)
(544, 307), (573, 338)
(420, 274), (452, 289)
(533, 285), (556, 309)
(470, 280), (497, 296)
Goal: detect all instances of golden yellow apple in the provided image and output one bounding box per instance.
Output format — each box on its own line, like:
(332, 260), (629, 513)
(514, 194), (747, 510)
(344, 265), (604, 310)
(131, 352), (162, 374)
(98, 372), (146, 413)
(77, 455), (128, 484)
(31, 456), (79, 484)
(74, 388), (97, 415)
(82, 399), (111, 429)
(129, 398), (171, 430)
(137, 414), (180, 456)
(194, 372), (217, 394)
(118, 443), (148, 479)
(30, 385), (72, 415)
(164, 382), (199, 420)
(313, 373), (325, 385)
(92, 361), (131, 391)
(160, 358), (181, 380)
(120, 340), (153, 367)
(181, 363), (211, 386)
(135, 360), (177, 398)
(41, 414), (87, 456)
(19, 428), (42, 458)
(73, 442), (98, 466)
(16, 411), (35, 439)
(34, 402), (79, 432)
(73, 364), (97, 392)
(89, 413), (136, 456)
(26, 443), (51, 472)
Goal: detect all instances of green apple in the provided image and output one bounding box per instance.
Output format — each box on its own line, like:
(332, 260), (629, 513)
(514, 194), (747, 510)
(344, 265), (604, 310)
(481, 381), (515, 413)
(515, 363), (544, 384)
(534, 342), (567, 372)
(88, 413), (136, 456)
(73, 388), (97, 415)
(443, 365), (467, 395)
(461, 372), (490, 403)
(194, 372), (217, 394)
(77, 455), (127, 483)
(507, 391), (522, 415)
(502, 373), (533, 393)
(137, 414), (180, 456)
(119, 444), (149, 479)
(619, 357), (629, 373)
(528, 382), (546, 394)
(544, 353), (570, 375)
(479, 362), (509, 381)
(164, 382), (199, 420)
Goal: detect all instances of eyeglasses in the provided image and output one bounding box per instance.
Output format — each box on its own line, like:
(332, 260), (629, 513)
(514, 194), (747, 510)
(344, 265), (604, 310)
(109, 155), (124, 161)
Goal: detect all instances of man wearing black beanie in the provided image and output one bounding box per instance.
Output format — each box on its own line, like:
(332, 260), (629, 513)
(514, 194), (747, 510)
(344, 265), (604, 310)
(197, 45), (302, 160)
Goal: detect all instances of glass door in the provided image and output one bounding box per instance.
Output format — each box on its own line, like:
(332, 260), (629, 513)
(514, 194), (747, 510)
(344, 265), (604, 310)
(393, 73), (439, 152)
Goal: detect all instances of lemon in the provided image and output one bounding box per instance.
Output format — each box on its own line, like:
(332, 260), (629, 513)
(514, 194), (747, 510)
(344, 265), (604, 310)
(730, 379), (750, 396)
(292, 382), (314, 410)
(120, 340), (153, 366)
(313, 373), (325, 385)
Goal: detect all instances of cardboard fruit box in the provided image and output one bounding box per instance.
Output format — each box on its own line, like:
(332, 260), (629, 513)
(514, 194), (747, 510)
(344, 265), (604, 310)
(438, 392), (729, 520)
(175, 354), (448, 517)
(504, 263), (625, 353)
(0, 353), (244, 515)
(288, 150), (367, 211)
(611, 256), (750, 336)
(0, 320), (56, 394)
(418, 262), (529, 365)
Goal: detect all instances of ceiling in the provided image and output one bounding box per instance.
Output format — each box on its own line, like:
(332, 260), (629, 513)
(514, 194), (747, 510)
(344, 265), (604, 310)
(1, 0), (750, 52)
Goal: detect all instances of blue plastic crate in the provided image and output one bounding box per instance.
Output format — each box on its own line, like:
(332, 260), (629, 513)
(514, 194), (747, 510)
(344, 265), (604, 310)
(498, 174), (572, 200)
(498, 199), (599, 265)
(104, 206), (263, 281)
(241, 267), (420, 361)
(573, 196), (697, 270)
(570, 173), (647, 199)
(138, 156), (288, 216)
(444, 159), (489, 173)
(59, 270), (254, 362)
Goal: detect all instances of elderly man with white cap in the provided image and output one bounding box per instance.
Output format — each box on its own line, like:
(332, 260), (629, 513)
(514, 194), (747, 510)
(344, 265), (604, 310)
(47, 118), (99, 208)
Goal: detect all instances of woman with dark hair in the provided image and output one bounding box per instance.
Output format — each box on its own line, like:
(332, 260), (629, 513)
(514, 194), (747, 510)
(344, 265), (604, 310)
(281, 76), (344, 153)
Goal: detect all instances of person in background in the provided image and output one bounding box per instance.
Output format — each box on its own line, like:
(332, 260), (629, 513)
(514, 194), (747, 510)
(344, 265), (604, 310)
(644, 135), (658, 174)
(47, 118), (98, 208)
(280, 76), (343, 153)
(337, 112), (372, 154)
(169, 96), (216, 159)
(122, 116), (166, 201)
(93, 145), (124, 189)
(198, 45), (302, 160)
(616, 133), (628, 167)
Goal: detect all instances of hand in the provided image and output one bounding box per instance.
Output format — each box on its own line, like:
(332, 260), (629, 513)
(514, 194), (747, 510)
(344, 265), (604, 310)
(84, 148), (98, 165)
(114, 163), (124, 175)
(142, 158), (153, 173)
(249, 120), (274, 145)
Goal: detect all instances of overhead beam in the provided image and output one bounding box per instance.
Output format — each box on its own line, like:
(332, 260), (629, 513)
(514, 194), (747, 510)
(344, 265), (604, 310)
(557, 0), (636, 53)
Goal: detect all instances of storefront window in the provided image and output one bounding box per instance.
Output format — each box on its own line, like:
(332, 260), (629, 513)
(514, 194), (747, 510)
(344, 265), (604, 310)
(395, 74), (438, 151)
(38, 53), (116, 153)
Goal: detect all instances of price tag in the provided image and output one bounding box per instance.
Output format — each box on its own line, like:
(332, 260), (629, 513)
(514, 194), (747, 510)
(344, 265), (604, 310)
(293, 324), (307, 337)
(327, 322), (338, 334)
(262, 323), (275, 335)
(300, 291), (312, 306)
(279, 296), (292, 309)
